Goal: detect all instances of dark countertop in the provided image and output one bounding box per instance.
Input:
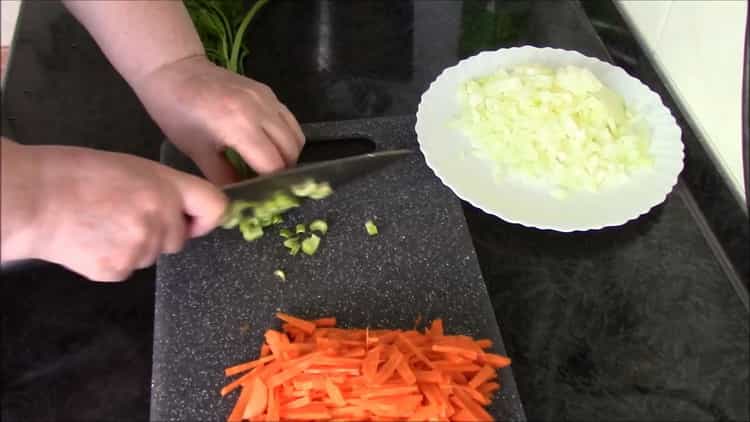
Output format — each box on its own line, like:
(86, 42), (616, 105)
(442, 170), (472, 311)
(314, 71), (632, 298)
(2, 1), (748, 421)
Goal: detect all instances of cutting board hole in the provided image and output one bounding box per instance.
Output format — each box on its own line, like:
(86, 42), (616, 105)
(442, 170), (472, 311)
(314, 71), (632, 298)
(298, 137), (376, 164)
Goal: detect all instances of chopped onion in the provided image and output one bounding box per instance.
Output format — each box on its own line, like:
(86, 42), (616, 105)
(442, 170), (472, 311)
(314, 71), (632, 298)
(453, 64), (654, 198)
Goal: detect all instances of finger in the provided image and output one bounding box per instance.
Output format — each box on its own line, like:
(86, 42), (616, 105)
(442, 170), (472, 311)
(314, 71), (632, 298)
(162, 212), (188, 254)
(165, 167), (229, 238)
(262, 112), (302, 165)
(229, 125), (286, 174)
(191, 149), (239, 186)
(279, 103), (306, 148)
(136, 216), (163, 269)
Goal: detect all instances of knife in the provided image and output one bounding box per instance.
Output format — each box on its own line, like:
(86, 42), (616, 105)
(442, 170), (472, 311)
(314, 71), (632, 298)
(221, 149), (413, 202)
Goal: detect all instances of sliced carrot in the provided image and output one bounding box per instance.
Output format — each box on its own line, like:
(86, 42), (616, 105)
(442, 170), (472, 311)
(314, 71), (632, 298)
(396, 358), (417, 385)
(483, 353), (512, 368)
(430, 319), (444, 337)
(242, 377), (268, 420)
(432, 344), (479, 360)
(314, 317), (337, 327)
(281, 403), (331, 420)
(475, 339), (493, 349)
(477, 381), (501, 398)
(266, 386), (279, 422)
(225, 355), (276, 377)
(324, 377), (347, 407)
(221, 314), (508, 422)
(260, 344), (271, 357)
(372, 349), (404, 385)
(468, 364), (497, 389)
(227, 385), (251, 422)
(276, 312), (316, 334)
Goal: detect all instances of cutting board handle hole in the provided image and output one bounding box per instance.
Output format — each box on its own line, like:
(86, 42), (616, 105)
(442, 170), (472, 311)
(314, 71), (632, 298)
(298, 136), (376, 164)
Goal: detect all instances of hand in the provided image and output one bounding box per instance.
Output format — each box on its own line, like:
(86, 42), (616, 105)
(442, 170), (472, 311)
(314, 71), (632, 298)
(133, 55), (305, 185)
(2, 142), (227, 281)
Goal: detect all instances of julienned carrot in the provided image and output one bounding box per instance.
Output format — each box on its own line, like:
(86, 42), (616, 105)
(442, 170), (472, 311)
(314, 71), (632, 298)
(221, 314), (510, 421)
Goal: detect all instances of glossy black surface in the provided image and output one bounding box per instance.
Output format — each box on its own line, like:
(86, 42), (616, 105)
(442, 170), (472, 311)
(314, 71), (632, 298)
(2, 1), (748, 421)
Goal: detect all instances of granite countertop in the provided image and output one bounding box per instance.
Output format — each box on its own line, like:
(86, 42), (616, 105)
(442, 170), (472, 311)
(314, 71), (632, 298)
(2, 1), (748, 421)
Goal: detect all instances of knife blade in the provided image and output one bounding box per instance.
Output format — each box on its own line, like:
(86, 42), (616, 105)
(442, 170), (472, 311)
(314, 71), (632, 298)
(222, 149), (413, 202)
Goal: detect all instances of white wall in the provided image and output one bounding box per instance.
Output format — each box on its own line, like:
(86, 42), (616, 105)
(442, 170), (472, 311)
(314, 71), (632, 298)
(1, 0), (22, 47)
(618, 0), (747, 201)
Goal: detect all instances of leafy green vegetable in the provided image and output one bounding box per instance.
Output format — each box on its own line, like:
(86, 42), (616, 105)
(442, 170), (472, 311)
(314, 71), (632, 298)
(295, 224), (306, 234)
(279, 228), (293, 238)
(301, 234), (321, 256)
(365, 220), (378, 236)
(239, 219), (263, 241)
(309, 219), (328, 235)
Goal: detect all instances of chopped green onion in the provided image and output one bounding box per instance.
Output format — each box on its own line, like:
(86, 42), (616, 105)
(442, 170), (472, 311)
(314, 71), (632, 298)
(301, 234), (321, 256)
(271, 215), (284, 225)
(365, 220), (378, 236)
(309, 219), (328, 235)
(239, 219), (263, 241)
(308, 182), (333, 200)
(295, 224), (306, 234)
(290, 179), (317, 197)
(283, 237), (301, 256)
(279, 228), (293, 238)
(273, 269), (286, 281)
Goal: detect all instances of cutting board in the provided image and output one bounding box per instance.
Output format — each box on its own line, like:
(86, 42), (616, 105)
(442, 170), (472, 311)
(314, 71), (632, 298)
(151, 116), (526, 421)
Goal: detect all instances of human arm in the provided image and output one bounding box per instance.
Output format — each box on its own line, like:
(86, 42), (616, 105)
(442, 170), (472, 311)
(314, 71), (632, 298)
(0, 137), (227, 281)
(62, 0), (305, 184)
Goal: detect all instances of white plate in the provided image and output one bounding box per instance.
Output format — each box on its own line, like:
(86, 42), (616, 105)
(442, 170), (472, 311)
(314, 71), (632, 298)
(415, 46), (684, 232)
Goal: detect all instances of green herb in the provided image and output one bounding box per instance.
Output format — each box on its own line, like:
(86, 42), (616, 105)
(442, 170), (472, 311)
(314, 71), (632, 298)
(365, 220), (378, 236)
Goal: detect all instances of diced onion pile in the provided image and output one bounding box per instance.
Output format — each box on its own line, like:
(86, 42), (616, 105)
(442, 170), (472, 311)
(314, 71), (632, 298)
(453, 64), (654, 198)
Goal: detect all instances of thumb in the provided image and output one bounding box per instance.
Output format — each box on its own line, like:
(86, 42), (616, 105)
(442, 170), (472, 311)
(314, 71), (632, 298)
(191, 149), (239, 187)
(165, 167), (229, 238)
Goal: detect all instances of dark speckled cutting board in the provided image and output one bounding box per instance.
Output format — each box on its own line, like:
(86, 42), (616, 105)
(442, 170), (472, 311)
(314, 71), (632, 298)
(151, 116), (526, 421)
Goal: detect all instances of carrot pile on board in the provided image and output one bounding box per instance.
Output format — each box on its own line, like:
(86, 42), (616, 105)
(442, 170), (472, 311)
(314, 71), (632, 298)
(221, 313), (511, 421)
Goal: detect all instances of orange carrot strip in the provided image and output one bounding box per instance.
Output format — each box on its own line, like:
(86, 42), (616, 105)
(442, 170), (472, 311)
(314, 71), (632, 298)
(396, 358), (417, 385)
(397, 333), (434, 369)
(478, 381), (501, 398)
(260, 344), (271, 357)
(281, 403), (331, 420)
(276, 312), (317, 334)
(430, 319), (444, 337)
(454, 388), (493, 421)
(414, 370), (445, 384)
(284, 395), (311, 409)
(220, 365), (262, 397)
(313, 356), (363, 368)
(483, 353), (512, 368)
(458, 385), (490, 406)
(325, 378), (347, 407)
(361, 385), (420, 399)
(242, 377), (268, 420)
(372, 349), (404, 385)
(362, 346), (382, 382)
(266, 353), (320, 388)
(475, 339), (493, 349)
(452, 407), (478, 422)
(468, 364), (496, 389)
(432, 344), (479, 360)
(225, 355), (276, 377)
(411, 404), (440, 421)
(227, 385), (251, 422)
(266, 386), (279, 422)
(314, 317), (337, 327)
(433, 362), (481, 373)
(264, 330), (287, 360)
